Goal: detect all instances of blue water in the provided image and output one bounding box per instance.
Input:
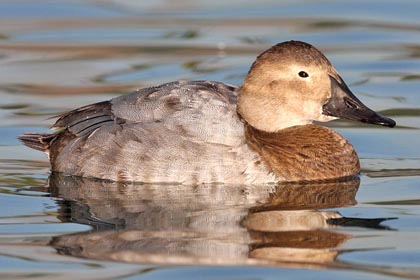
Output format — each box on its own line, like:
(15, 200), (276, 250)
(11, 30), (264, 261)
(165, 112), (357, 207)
(0, 1), (419, 279)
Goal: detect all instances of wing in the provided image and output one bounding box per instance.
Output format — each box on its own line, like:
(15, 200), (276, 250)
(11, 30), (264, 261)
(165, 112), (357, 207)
(52, 80), (244, 145)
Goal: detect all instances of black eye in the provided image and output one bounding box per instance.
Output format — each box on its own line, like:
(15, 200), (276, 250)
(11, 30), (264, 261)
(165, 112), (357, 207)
(298, 71), (309, 78)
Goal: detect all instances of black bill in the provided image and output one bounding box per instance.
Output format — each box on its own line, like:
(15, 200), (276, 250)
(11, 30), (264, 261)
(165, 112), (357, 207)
(322, 76), (396, 127)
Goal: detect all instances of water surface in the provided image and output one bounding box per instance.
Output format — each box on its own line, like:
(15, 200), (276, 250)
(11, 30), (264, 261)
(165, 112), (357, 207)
(0, 1), (420, 279)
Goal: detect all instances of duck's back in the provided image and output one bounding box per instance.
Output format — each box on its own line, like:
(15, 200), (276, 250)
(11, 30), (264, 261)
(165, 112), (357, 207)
(36, 80), (274, 184)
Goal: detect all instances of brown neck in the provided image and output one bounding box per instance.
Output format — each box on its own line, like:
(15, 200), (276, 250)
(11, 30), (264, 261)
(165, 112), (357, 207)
(244, 123), (360, 181)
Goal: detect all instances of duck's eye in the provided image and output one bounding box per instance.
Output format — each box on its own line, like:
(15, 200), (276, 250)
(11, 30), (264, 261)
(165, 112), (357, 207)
(298, 71), (309, 78)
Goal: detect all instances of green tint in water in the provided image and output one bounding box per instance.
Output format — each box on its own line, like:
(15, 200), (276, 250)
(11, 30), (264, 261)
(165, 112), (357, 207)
(0, 1), (419, 279)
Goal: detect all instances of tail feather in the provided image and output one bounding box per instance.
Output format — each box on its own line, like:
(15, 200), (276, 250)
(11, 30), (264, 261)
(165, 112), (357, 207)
(18, 132), (58, 152)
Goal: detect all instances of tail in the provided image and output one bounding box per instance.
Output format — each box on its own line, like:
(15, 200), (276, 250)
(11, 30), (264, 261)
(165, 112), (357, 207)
(18, 132), (58, 153)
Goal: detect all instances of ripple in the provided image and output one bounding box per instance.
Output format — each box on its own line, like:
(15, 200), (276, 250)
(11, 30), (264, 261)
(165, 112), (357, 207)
(1, 1), (420, 279)
(362, 158), (420, 178)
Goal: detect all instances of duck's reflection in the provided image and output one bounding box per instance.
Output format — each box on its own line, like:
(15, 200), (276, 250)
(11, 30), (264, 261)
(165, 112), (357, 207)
(47, 174), (389, 267)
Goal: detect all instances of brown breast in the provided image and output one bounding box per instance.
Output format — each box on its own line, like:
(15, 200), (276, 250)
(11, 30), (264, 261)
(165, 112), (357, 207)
(245, 124), (360, 181)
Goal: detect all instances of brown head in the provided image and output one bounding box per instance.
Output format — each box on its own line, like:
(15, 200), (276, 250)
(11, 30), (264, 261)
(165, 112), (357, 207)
(238, 41), (395, 132)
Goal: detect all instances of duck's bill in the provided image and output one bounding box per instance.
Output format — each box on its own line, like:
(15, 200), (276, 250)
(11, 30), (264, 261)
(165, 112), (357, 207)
(322, 76), (396, 128)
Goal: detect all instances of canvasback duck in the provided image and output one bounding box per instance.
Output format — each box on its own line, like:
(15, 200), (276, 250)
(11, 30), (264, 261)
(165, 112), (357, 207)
(19, 41), (395, 184)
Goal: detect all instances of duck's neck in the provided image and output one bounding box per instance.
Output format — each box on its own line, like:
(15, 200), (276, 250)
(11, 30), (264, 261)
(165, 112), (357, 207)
(237, 85), (313, 132)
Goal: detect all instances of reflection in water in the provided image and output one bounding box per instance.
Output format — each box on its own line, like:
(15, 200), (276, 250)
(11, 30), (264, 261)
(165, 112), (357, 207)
(47, 174), (390, 268)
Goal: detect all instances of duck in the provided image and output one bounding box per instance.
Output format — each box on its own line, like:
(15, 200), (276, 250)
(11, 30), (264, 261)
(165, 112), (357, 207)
(19, 41), (395, 184)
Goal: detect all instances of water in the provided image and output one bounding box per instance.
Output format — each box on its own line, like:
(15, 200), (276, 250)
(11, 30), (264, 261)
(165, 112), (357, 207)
(0, 1), (419, 279)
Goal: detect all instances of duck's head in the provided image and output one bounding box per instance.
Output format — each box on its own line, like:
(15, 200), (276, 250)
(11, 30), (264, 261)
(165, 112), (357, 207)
(238, 41), (396, 132)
